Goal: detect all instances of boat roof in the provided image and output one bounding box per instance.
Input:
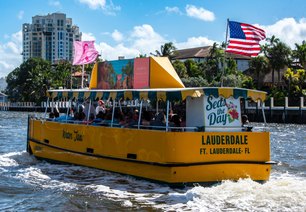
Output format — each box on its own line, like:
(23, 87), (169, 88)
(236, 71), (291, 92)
(47, 87), (266, 102)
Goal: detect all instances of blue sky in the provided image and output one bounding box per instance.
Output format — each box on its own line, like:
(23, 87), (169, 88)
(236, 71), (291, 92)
(0, 0), (306, 78)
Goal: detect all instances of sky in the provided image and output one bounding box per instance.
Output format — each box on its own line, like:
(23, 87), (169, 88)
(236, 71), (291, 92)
(0, 0), (306, 78)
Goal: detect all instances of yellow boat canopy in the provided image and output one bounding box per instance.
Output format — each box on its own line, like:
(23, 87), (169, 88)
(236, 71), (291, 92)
(89, 57), (185, 89)
(47, 87), (267, 102)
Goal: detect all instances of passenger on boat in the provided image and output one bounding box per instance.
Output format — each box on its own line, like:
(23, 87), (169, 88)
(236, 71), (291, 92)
(169, 114), (182, 131)
(242, 115), (249, 126)
(83, 99), (96, 120)
(96, 100), (106, 118)
(150, 112), (166, 129)
(118, 111), (127, 127)
(242, 115), (253, 131)
(141, 111), (151, 127)
(48, 112), (55, 119)
(128, 109), (140, 128)
(74, 105), (86, 121)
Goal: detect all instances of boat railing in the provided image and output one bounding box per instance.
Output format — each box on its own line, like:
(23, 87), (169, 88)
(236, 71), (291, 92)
(34, 115), (266, 132)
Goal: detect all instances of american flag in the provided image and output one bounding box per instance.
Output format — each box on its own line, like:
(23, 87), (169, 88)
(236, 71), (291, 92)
(225, 21), (266, 57)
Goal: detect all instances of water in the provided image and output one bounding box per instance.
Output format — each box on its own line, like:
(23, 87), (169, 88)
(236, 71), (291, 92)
(0, 111), (305, 211)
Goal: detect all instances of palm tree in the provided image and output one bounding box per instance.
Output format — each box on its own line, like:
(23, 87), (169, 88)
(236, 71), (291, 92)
(151, 42), (177, 59)
(208, 42), (226, 83)
(262, 35), (279, 86)
(262, 36), (291, 86)
(249, 56), (269, 89)
(292, 40), (306, 69)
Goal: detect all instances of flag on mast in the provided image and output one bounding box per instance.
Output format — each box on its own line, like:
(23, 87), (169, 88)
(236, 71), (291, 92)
(73, 41), (99, 65)
(225, 21), (266, 57)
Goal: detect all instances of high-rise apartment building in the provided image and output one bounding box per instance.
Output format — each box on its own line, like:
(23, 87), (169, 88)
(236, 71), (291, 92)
(22, 13), (82, 64)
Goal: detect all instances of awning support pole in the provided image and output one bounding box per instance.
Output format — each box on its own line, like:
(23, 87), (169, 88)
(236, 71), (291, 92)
(111, 99), (115, 127)
(261, 100), (267, 128)
(138, 100), (143, 129)
(166, 100), (170, 132)
(44, 97), (49, 119)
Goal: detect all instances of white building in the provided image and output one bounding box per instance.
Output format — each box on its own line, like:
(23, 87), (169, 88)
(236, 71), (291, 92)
(22, 13), (82, 64)
(0, 77), (7, 91)
(0, 92), (7, 103)
(172, 46), (251, 72)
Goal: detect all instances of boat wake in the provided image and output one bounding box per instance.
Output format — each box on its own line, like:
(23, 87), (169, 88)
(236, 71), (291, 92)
(0, 151), (305, 211)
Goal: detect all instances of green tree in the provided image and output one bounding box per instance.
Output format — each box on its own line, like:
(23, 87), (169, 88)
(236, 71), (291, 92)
(263, 36), (291, 86)
(249, 56), (269, 89)
(207, 43), (226, 82)
(184, 59), (201, 77)
(137, 54), (147, 58)
(172, 60), (188, 78)
(5, 58), (51, 102)
(284, 68), (306, 97)
(152, 42), (177, 59)
(181, 76), (209, 87)
(50, 60), (73, 89)
(292, 40), (306, 69)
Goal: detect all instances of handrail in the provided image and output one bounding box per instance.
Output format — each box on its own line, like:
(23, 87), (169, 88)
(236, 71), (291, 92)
(38, 117), (266, 132)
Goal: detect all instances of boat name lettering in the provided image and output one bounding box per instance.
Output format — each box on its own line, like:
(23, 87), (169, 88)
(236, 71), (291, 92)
(201, 135), (248, 145)
(62, 130), (83, 142)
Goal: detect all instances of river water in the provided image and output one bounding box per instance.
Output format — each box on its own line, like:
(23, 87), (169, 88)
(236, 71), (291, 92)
(0, 111), (305, 211)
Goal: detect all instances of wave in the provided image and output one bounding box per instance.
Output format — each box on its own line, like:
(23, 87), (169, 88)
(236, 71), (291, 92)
(1, 150), (305, 211)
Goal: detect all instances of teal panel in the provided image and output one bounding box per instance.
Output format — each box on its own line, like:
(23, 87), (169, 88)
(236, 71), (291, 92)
(204, 88), (219, 98)
(89, 91), (97, 100)
(68, 91), (73, 99)
(102, 91), (110, 100)
(132, 91), (140, 100)
(116, 91), (124, 100)
(57, 92), (62, 100)
(234, 89), (247, 99)
(148, 91), (157, 102)
(166, 91), (182, 101)
(78, 92), (84, 100)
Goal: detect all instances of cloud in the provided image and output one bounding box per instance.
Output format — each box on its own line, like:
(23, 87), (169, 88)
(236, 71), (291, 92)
(0, 31), (22, 78)
(111, 30), (123, 42)
(92, 24), (217, 61)
(262, 17), (306, 48)
(79, 0), (106, 9)
(79, 0), (120, 15)
(95, 43), (140, 60)
(49, 0), (62, 8)
(94, 24), (167, 60)
(165, 6), (182, 15)
(17, 10), (24, 20)
(185, 4), (215, 22)
(175, 36), (216, 49)
(130, 24), (166, 54)
(82, 32), (97, 41)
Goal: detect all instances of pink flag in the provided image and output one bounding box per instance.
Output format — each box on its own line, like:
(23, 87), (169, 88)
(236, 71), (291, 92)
(73, 41), (99, 65)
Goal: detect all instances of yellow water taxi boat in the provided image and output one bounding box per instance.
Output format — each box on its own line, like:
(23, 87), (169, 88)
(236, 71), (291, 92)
(27, 57), (273, 186)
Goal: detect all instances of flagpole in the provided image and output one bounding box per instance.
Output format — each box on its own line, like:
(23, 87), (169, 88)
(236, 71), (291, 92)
(221, 19), (229, 87)
(225, 18), (229, 49)
(70, 66), (73, 89)
(81, 64), (85, 88)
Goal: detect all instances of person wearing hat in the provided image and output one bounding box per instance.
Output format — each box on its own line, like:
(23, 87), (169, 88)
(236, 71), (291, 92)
(96, 100), (106, 119)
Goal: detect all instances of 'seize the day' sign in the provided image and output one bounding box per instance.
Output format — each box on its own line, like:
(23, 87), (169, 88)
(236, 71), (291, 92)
(204, 96), (241, 127)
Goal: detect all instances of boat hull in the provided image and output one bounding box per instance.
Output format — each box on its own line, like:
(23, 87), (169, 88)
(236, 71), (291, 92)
(27, 119), (272, 185)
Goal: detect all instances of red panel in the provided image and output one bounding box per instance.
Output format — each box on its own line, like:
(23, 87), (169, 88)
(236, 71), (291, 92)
(133, 58), (150, 89)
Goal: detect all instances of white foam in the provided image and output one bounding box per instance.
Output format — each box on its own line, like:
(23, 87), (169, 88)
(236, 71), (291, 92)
(0, 152), (23, 167)
(2, 148), (304, 211)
